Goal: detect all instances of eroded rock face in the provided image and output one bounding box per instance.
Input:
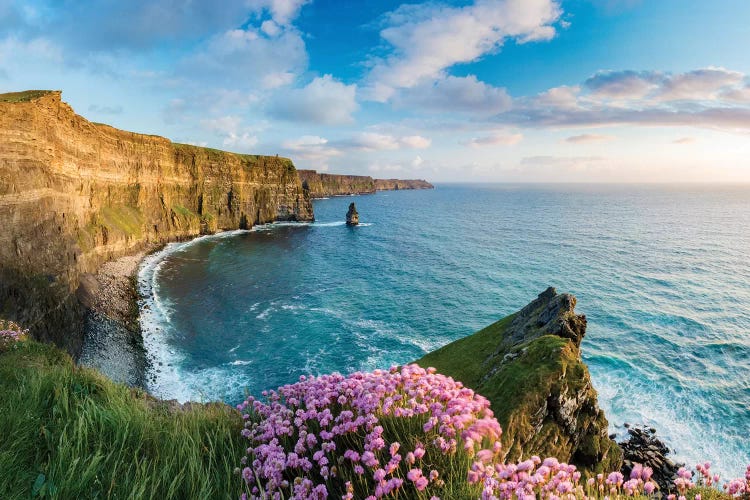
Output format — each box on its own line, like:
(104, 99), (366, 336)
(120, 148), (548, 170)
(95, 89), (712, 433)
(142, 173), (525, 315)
(417, 287), (623, 473)
(346, 203), (359, 225)
(0, 91), (314, 355)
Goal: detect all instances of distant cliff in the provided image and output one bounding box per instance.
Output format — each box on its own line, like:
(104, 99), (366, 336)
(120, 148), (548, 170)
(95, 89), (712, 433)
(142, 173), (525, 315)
(298, 169), (434, 198)
(417, 287), (622, 473)
(373, 178), (434, 191)
(0, 90), (313, 356)
(297, 170), (376, 197)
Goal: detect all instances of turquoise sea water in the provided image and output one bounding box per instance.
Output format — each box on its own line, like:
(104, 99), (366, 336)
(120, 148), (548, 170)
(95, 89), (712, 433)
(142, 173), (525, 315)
(138, 184), (750, 477)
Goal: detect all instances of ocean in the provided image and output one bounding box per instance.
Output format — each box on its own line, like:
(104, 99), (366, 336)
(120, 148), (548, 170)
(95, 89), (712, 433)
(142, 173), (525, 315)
(137, 184), (750, 478)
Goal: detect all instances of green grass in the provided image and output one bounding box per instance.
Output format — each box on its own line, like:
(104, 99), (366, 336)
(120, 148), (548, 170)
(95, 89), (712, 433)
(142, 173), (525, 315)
(416, 312), (622, 472)
(0, 90), (56, 103)
(100, 205), (145, 239)
(0, 340), (245, 499)
(171, 204), (197, 220)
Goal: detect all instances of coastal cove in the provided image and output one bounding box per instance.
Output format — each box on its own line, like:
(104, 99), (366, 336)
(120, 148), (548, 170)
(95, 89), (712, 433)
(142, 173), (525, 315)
(122, 184), (750, 479)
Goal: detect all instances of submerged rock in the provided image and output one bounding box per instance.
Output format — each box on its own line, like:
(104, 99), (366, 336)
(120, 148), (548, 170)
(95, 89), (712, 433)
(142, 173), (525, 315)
(346, 202), (359, 225)
(416, 287), (622, 473)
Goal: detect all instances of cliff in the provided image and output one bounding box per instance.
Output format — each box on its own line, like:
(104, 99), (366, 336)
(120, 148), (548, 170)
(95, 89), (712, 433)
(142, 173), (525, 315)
(0, 90), (313, 356)
(298, 170), (375, 197)
(298, 169), (434, 198)
(373, 178), (434, 191)
(417, 287), (623, 473)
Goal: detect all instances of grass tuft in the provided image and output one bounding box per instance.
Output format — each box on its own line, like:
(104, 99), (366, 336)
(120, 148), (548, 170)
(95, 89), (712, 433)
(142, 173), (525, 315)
(0, 340), (245, 499)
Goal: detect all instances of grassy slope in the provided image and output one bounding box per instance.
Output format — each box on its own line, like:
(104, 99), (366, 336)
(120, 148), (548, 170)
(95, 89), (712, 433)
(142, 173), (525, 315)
(0, 90), (56, 103)
(0, 341), (244, 499)
(416, 313), (620, 472)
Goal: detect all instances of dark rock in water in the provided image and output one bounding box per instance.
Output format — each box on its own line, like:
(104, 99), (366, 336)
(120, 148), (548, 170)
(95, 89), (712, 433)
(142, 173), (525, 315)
(619, 424), (682, 494)
(346, 202), (359, 225)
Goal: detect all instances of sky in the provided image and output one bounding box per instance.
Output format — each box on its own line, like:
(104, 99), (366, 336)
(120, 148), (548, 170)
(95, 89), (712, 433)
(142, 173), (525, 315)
(1, 0), (750, 182)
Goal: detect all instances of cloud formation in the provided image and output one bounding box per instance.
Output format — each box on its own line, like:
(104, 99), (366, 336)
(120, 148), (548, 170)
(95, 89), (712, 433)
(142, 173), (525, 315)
(394, 75), (512, 115)
(367, 0), (562, 100)
(565, 134), (614, 143)
(500, 67), (750, 130)
(268, 75), (358, 125)
(463, 132), (523, 147)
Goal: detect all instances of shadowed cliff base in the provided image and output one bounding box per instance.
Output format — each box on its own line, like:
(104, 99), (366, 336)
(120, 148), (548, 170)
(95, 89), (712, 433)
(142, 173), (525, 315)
(0, 90), (313, 360)
(298, 169), (434, 198)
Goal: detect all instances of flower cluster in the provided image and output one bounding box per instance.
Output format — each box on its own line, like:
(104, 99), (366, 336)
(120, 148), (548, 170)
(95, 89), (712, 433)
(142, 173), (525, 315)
(0, 326), (27, 352)
(237, 364), (501, 499)
(237, 362), (750, 500)
(468, 455), (659, 500)
(723, 465), (750, 498)
(670, 462), (750, 500)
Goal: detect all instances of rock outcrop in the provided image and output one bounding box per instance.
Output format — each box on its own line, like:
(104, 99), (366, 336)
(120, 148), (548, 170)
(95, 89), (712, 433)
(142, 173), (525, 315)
(298, 169), (434, 198)
(346, 203), (359, 225)
(417, 287), (622, 473)
(0, 90), (313, 356)
(619, 425), (681, 493)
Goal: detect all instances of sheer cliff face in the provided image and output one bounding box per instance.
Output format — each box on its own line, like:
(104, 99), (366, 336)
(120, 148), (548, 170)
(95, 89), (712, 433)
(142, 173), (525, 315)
(298, 170), (376, 197)
(0, 91), (313, 354)
(298, 169), (434, 198)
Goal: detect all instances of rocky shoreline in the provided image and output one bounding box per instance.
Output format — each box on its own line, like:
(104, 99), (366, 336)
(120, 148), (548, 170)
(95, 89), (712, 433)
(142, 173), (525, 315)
(619, 424), (682, 494)
(77, 250), (154, 388)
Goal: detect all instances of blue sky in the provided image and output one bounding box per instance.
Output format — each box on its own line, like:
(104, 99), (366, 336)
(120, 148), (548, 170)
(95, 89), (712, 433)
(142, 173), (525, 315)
(2, 0), (750, 182)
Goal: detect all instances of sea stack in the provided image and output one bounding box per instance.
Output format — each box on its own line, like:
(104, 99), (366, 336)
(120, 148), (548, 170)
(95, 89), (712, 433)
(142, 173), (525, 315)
(346, 202), (359, 225)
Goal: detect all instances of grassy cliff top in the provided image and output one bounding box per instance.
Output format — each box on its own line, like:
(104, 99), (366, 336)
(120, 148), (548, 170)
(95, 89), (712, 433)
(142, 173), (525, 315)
(0, 90), (58, 103)
(0, 340), (244, 498)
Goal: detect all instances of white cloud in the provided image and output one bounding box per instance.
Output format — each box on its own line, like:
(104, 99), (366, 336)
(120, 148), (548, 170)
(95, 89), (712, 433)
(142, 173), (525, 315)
(399, 135), (432, 149)
(367, 0), (562, 100)
(660, 67), (744, 101)
(246, 0), (312, 26)
(183, 26), (307, 90)
(498, 67), (750, 131)
(533, 85), (580, 109)
(201, 115), (264, 152)
(337, 132), (431, 151)
(394, 75), (512, 115)
(463, 132), (523, 147)
(721, 85), (750, 103)
(585, 70), (661, 99)
(269, 75), (358, 125)
(282, 135), (343, 169)
(565, 134), (615, 144)
(412, 155), (425, 167)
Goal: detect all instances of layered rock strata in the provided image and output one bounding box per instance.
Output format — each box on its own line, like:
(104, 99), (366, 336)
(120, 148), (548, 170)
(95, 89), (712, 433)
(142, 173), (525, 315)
(0, 91), (313, 356)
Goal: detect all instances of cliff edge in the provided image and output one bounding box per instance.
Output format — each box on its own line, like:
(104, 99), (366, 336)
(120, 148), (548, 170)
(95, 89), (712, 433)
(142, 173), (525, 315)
(417, 287), (623, 473)
(0, 90), (313, 356)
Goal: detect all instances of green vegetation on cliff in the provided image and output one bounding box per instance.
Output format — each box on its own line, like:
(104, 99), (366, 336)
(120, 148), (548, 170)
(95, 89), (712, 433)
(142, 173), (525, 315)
(0, 90), (56, 103)
(416, 288), (623, 473)
(0, 340), (243, 499)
